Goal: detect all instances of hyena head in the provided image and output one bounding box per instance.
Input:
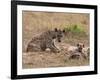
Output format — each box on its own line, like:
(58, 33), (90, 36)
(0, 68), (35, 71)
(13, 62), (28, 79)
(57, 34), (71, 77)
(77, 43), (85, 52)
(54, 28), (65, 42)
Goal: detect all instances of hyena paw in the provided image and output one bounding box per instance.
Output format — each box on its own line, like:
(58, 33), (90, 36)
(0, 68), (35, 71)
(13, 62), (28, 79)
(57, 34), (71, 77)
(52, 49), (60, 53)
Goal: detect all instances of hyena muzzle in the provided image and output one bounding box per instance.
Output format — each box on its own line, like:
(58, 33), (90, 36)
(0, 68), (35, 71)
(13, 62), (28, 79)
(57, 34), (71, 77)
(26, 28), (65, 53)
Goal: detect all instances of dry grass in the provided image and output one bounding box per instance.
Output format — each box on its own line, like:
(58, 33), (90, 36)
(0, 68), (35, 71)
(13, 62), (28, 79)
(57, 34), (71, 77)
(22, 51), (89, 69)
(22, 11), (90, 69)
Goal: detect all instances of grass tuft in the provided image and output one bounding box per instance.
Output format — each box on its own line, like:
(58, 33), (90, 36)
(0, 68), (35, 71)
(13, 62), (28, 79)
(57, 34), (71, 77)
(64, 24), (86, 34)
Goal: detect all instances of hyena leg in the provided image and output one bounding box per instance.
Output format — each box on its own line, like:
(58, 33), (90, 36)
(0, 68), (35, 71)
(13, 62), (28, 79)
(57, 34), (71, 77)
(48, 44), (59, 53)
(52, 42), (59, 51)
(40, 43), (46, 51)
(26, 43), (40, 52)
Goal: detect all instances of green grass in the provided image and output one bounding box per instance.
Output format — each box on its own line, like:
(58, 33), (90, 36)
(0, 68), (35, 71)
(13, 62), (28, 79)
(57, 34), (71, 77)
(63, 24), (89, 46)
(64, 24), (86, 34)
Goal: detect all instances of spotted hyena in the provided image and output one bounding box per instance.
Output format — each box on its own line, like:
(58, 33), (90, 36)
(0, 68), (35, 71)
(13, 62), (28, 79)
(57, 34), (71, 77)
(26, 28), (65, 53)
(68, 43), (89, 59)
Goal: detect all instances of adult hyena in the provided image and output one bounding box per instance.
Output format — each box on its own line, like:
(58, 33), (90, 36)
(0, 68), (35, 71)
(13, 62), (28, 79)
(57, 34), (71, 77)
(26, 28), (65, 53)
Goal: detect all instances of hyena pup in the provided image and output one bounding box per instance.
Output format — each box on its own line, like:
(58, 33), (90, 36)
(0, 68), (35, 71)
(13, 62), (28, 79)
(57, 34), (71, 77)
(68, 43), (89, 59)
(26, 28), (65, 53)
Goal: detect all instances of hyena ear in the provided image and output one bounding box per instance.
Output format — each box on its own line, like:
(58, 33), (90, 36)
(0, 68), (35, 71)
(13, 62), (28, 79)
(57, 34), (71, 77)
(77, 43), (79, 47)
(54, 28), (58, 32)
(83, 44), (85, 47)
(62, 29), (65, 33)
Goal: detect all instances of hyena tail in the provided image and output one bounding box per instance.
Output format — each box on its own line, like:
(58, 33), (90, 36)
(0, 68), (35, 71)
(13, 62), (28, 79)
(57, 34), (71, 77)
(26, 46), (29, 52)
(26, 44), (32, 52)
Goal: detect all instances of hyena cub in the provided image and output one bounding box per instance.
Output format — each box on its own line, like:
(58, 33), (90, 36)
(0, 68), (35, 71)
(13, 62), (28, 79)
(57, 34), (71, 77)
(26, 28), (65, 53)
(68, 43), (87, 59)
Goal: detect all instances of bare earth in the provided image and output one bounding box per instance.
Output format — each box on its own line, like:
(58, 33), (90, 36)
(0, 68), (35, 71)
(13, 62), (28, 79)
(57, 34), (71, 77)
(22, 11), (90, 69)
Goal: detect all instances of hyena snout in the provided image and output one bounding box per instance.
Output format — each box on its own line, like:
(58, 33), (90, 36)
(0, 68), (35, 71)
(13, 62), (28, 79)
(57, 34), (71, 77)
(77, 43), (85, 52)
(57, 37), (61, 42)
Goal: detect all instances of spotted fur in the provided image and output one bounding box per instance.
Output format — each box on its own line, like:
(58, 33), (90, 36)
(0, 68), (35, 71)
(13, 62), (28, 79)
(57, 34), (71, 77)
(26, 28), (65, 53)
